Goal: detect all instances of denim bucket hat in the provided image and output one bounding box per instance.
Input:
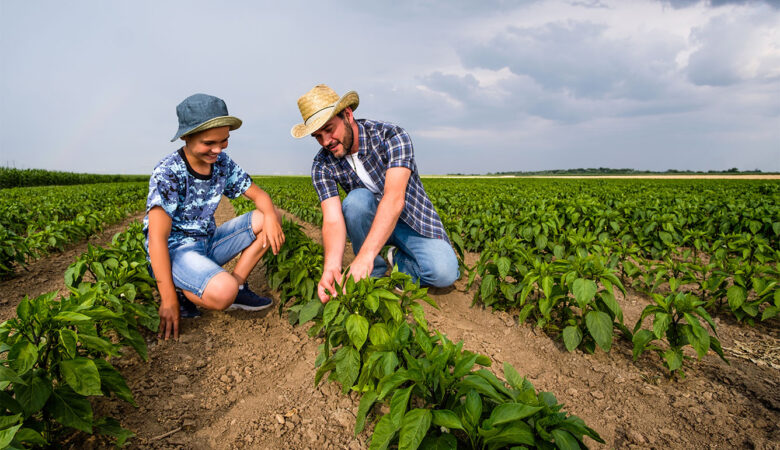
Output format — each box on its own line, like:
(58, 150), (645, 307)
(171, 93), (242, 142)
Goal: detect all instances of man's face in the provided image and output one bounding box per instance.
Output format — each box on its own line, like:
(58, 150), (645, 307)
(312, 112), (353, 159)
(183, 126), (230, 166)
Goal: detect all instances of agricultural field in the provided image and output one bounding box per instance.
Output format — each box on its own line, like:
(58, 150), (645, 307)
(0, 176), (777, 449)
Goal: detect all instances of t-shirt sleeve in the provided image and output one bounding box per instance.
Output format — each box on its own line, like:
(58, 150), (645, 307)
(311, 159), (340, 203)
(222, 154), (253, 199)
(385, 125), (416, 172)
(146, 166), (179, 217)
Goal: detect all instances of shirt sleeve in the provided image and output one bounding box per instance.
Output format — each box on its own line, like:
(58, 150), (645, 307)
(146, 165), (179, 217)
(222, 154), (252, 199)
(311, 159), (340, 202)
(385, 125), (416, 172)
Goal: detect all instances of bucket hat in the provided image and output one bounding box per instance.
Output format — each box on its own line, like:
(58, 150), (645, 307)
(291, 84), (359, 139)
(171, 93), (242, 142)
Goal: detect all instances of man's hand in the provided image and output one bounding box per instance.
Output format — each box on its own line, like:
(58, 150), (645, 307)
(158, 295), (180, 340)
(262, 213), (285, 255)
(317, 267), (341, 303)
(347, 254), (374, 284)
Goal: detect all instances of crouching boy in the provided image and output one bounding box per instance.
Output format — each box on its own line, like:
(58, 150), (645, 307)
(144, 93), (285, 339)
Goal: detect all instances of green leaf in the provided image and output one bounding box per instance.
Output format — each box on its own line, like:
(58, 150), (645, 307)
(78, 334), (119, 356)
(541, 276), (553, 299)
(487, 403), (543, 426)
(0, 367), (26, 386)
(585, 310), (613, 352)
(59, 329), (78, 359)
(11, 427), (48, 446)
(384, 300), (404, 323)
(688, 323), (710, 359)
(390, 386), (414, 428)
(562, 326), (583, 352)
(355, 391), (378, 435)
(572, 278), (597, 309)
(480, 421), (535, 447)
(335, 347), (360, 392)
(551, 428), (580, 450)
(48, 386), (93, 433)
(14, 374), (51, 416)
(420, 433), (457, 450)
(369, 414), (398, 450)
(322, 300), (341, 327)
(369, 323), (391, 347)
(663, 348), (683, 372)
(298, 299), (322, 324)
(399, 408), (432, 450)
(480, 274), (497, 300)
(346, 314), (369, 350)
(453, 353), (478, 378)
(53, 311), (92, 323)
(95, 417), (135, 447)
(727, 286), (747, 311)
(0, 415), (22, 449)
(652, 312), (671, 340)
(503, 363), (525, 391)
(464, 390), (482, 429)
(431, 409), (464, 431)
(631, 329), (654, 360)
(496, 257), (511, 279)
(94, 359), (136, 406)
(8, 341), (37, 376)
(61, 358), (102, 397)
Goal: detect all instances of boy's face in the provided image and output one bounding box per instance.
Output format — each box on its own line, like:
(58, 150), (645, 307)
(182, 126), (230, 166)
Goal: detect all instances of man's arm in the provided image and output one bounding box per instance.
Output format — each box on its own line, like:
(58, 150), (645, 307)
(242, 183), (285, 255)
(147, 206), (179, 340)
(318, 196), (347, 302)
(347, 166), (411, 281)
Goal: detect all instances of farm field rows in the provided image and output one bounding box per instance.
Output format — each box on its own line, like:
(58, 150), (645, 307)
(0, 177), (777, 449)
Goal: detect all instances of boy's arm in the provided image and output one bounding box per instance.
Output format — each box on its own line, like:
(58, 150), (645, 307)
(147, 206), (179, 340)
(242, 184), (285, 255)
(318, 196), (346, 303)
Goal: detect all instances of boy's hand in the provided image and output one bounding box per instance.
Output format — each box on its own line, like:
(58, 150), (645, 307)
(263, 214), (285, 255)
(158, 296), (180, 340)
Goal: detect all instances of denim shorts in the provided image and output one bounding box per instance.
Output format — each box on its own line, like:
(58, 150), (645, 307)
(150, 212), (256, 297)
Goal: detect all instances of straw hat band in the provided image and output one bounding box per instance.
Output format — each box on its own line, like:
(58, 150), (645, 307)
(304, 105), (335, 125)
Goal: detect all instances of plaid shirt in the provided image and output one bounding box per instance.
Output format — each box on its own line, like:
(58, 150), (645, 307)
(311, 119), (449, 242)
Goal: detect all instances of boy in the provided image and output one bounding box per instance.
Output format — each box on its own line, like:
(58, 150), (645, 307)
(144, 93), (284, 339)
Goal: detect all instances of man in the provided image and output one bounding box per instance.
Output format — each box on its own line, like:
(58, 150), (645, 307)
(145, 93), (285, 339)
(291, 84), (458, 303)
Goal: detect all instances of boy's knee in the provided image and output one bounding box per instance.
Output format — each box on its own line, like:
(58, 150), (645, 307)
(203, 273), (239, 310)
(250, 210), (264, 234)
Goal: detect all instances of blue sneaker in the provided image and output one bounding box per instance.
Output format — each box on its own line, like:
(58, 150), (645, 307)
(177, 290), (202, 319)
(229, 283), (273, 311)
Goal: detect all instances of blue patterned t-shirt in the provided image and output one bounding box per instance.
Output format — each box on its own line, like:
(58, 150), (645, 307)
(143, 148), (252, 248)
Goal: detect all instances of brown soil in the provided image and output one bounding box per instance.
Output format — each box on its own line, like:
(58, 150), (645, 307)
(3, 200), (778, 449)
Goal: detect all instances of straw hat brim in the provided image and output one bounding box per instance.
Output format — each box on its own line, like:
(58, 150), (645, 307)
(290, 91), (359, 139)
(171, 116), (242, 142)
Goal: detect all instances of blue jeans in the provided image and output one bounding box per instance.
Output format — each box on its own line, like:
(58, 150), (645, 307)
(342, 189), (459, 287)
(147, 212), (256, 297)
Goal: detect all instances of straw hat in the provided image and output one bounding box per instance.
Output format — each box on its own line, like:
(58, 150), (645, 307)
(291, 84), (359, 139)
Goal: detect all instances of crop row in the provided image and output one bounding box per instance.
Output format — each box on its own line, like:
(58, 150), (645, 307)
(246, 176), (778, 374)
(0, 222), (159, 448)
(0, 168), (148, 189)
(0, 182), (148, 277)
(234, 195), (604, 449)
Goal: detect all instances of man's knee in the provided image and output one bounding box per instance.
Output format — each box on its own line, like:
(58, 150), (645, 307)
(421, 247), (459, 288)
(341, 189), (376, 222)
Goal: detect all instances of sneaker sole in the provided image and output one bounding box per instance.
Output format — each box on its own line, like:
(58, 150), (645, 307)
(227, 302), (273, 312)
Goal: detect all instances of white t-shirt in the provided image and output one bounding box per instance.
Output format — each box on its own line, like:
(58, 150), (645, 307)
(346, 152), (380, 194)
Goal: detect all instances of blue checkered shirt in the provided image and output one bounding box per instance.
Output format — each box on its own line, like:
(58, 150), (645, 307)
(311, 119), (449, 242)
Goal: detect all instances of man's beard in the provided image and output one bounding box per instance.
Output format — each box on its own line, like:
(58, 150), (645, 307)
(336, 117), (354, 158)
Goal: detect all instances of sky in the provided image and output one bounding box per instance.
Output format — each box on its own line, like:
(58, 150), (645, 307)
(1, 0), (778, 175)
